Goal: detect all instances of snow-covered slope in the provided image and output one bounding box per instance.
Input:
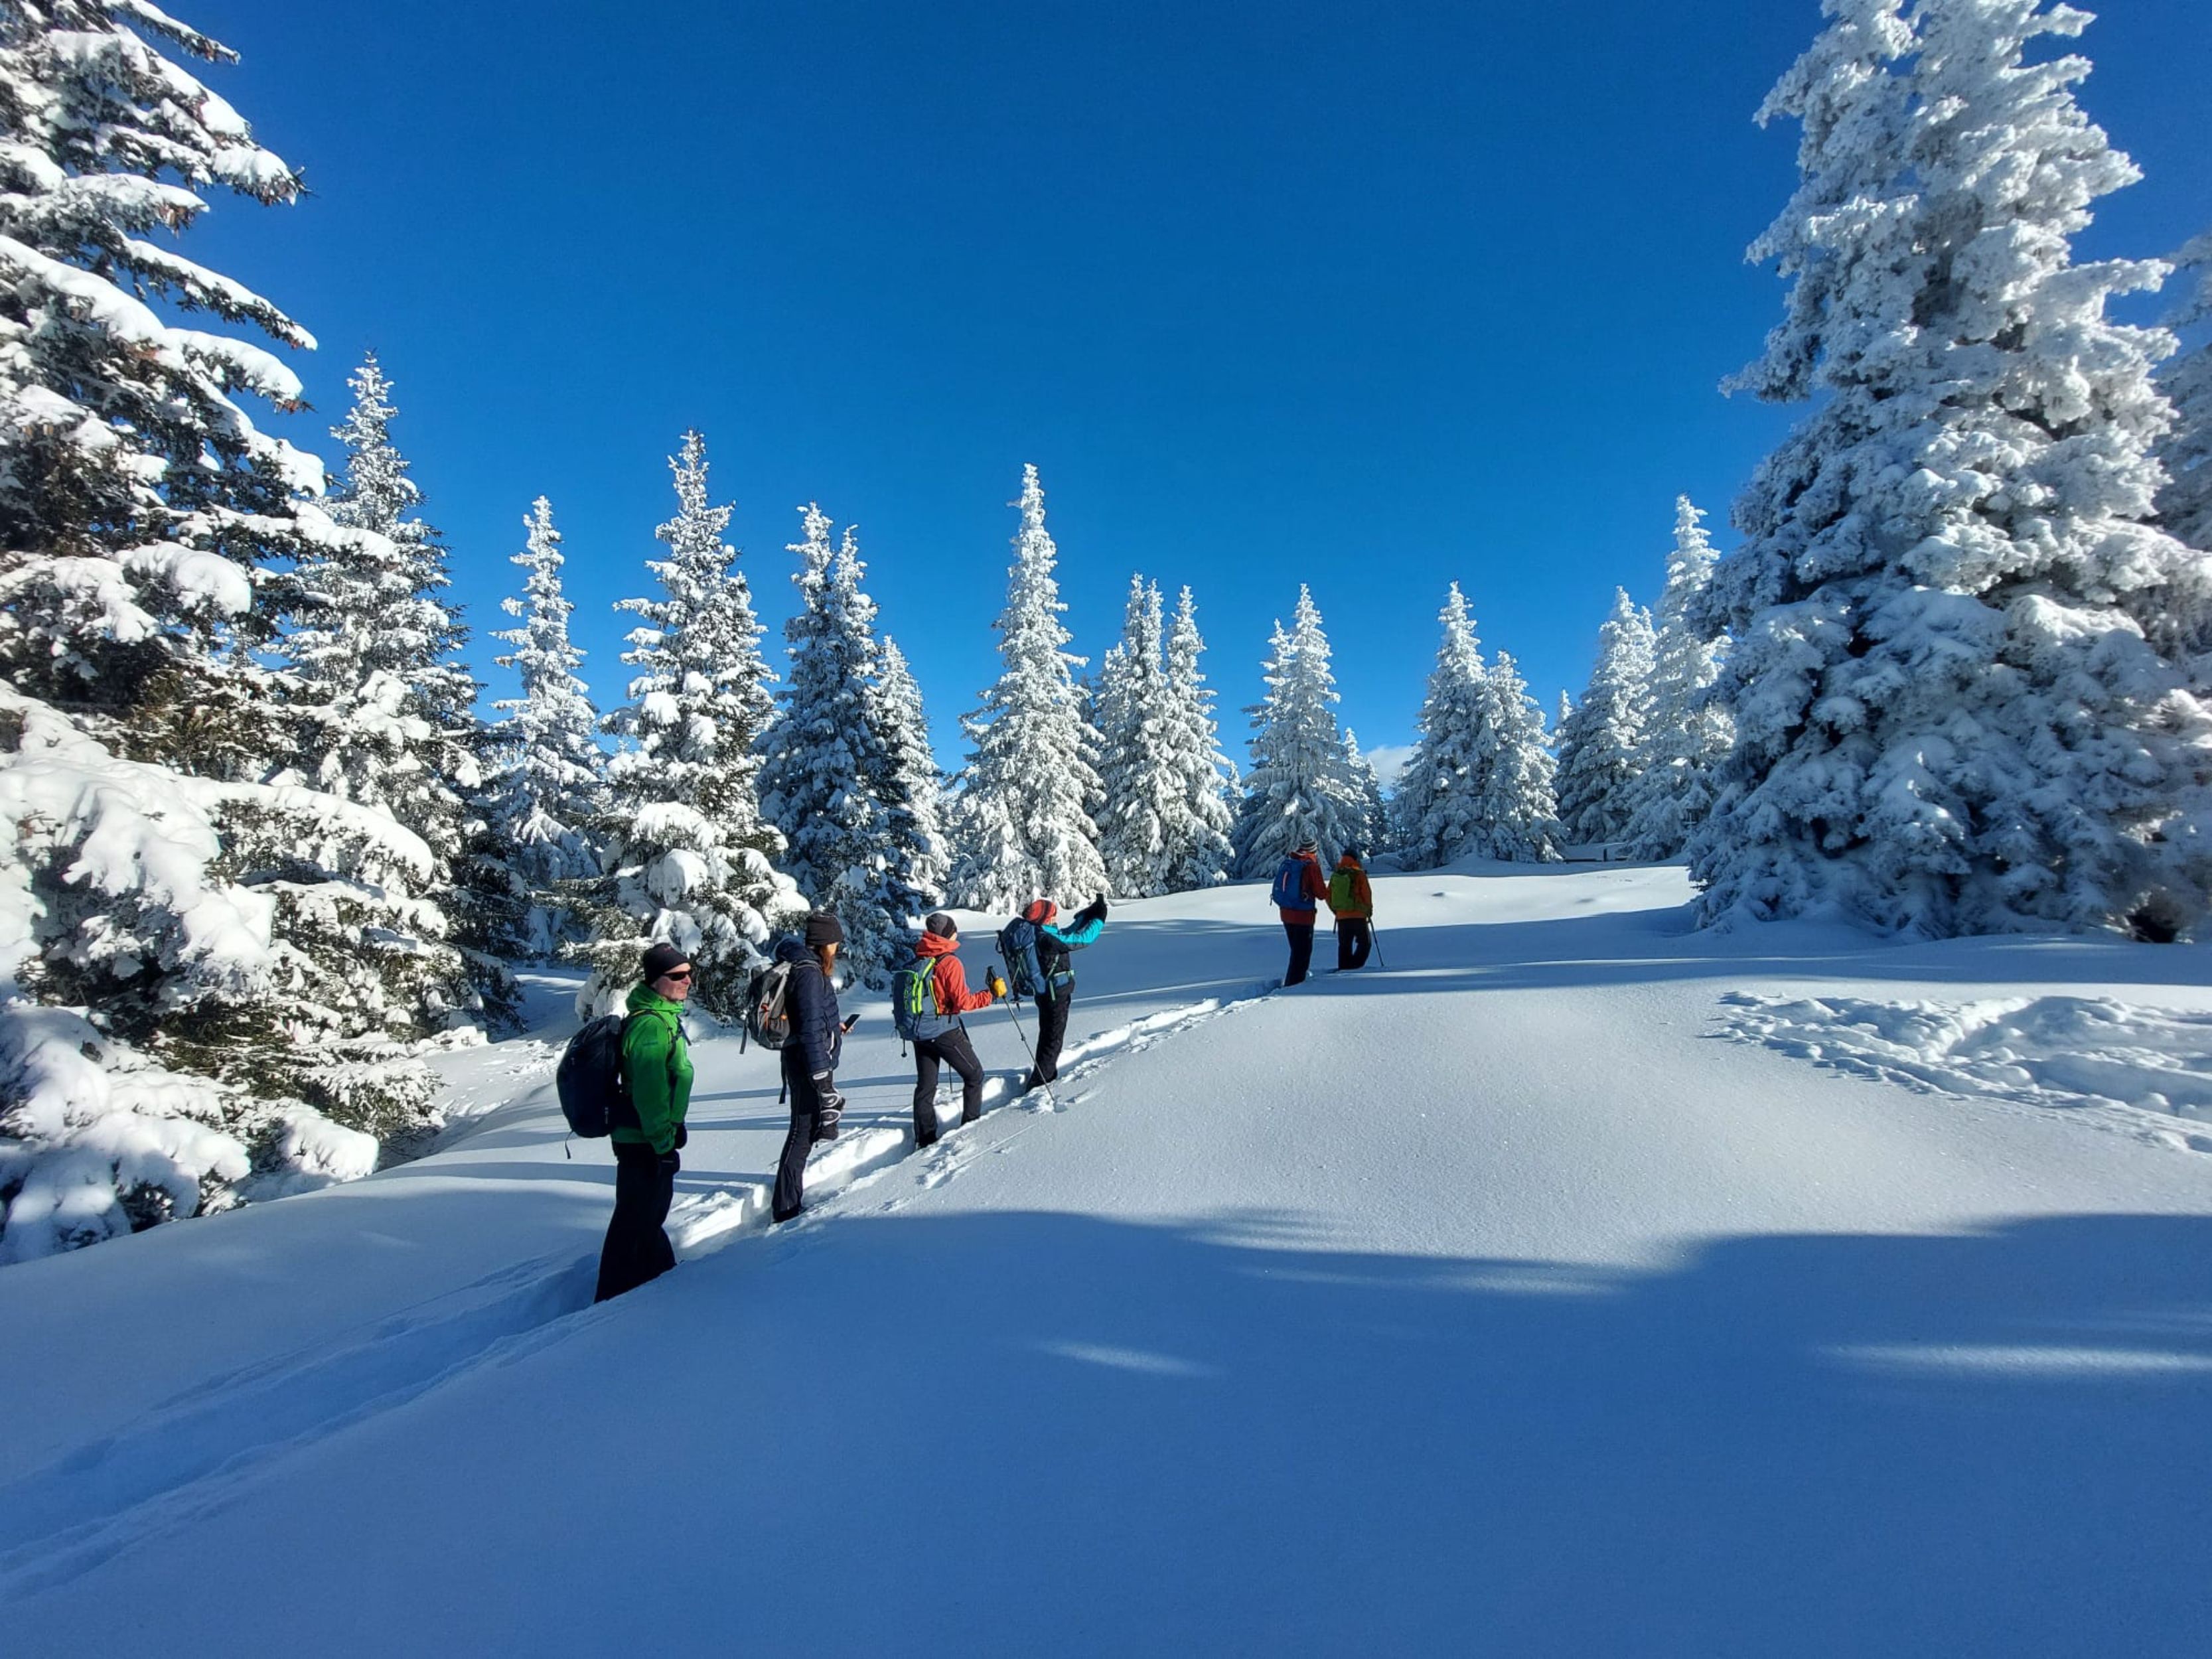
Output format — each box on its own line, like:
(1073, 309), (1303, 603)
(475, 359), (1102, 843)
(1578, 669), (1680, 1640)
(5, 866), (2211, 1654)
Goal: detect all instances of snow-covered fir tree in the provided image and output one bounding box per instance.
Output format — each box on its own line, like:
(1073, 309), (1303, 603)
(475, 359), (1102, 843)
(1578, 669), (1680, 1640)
(482, 496), (606, 958)
(1552, 589), (1655, 847)
(1476, 651), (1563, 863)
(868, 636), (950, 910)
(573, 433), (802, 1018)
(277, 353), (514, 1021)
(0, 3), (490, 1258)
(758, 510), (928, 987)
(1232, 588), (1368, 873)
(1341, 729), (1390, 855)
(1095, 576), (1186, 897)
(1692, 0), (2212, 939)
(1155, 586), (1238, 891)
(1392, 583), (1501, 869)
(1621, 496), (1735, 860)
(2159, 232), (2212, 555)
(949, 465), (1107, 911)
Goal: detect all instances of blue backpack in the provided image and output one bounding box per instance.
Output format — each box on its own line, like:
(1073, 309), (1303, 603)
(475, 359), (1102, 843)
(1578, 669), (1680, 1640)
(890, 956), (958, 1042)
(996, 917), (1047, 997)
(1270, 855), (1314, 912)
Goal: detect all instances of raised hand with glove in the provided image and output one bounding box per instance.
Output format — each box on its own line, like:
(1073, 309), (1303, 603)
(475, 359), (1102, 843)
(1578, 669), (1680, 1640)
(986, 968), (1009, 1001)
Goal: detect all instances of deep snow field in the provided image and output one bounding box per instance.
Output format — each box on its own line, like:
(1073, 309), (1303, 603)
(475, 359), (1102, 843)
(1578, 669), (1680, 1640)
(4, 862), (2211, 1656)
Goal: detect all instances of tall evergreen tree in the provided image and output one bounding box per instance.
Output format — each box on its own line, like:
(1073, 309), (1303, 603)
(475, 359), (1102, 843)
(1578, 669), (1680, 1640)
(869, 636), (950, 910)
(1392, 583), (1501, 869)
(2160, 232), (2212, 555)
(1693, 0), (2212, 938)
(1621, 496), (1735, 860)
(1157, 586), (1238, 892)
(1095, 576), (1187, 897)
(759, 510), (926, 986)
(1341, 729), (1390, 855)
(1553, 589), (1656, 847)
(1477, 651), (1564, 863)
(0, 3), (482, 1257)
(482, 496), (606, 958)
(1232, 588), (1368, 873)
(573, 433), (801, 1017)
(950, 465), (1106, 910)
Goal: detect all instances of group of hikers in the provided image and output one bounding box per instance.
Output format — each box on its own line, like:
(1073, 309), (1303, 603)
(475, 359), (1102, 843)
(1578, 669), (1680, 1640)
(592, 843), (1376, 1303)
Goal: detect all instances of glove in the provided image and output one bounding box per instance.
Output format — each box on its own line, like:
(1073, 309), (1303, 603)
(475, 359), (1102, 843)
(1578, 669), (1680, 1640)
(811, 1074), (844, 1143)
(986, 970), (1008, 999)
(671, 1123), (689, 1151)
(1076, 895), (1108, 927)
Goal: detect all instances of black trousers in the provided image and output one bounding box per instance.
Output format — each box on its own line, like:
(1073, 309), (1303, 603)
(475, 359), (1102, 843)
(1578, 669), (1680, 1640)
(1025, 987), (1072, 1087)
(596, 1140), (678, 1302)
(913, 1027), (984, 1145)
(774, 1054), (822, 1222)
(1336, 916), (1373, 971)
(1282, 919), (1317, 986)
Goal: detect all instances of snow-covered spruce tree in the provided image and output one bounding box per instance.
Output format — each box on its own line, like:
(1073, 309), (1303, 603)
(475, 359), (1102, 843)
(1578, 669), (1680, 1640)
(1621, 496), (1735, 860)
(1477, 651), (1563, 862)
(949, 465), (1106, 910)
(1156, 585), (1237, 891)
(1341, 729), (1390, 855)
(869, 636), (950, 909)
(1392, 583), (1501, 869)
(482, 496), (606, 958)
(2159, 232), (2212, 555)
(1692, 0), (2212, 939)
(1552, 589), (1655, 847)
(573, 433), (802, 1019)
(1232, 587), (1368, 873)
(1095, 576), (1188, 897)
(758, 510), (927, 987)
(276, 352), (514, 1023)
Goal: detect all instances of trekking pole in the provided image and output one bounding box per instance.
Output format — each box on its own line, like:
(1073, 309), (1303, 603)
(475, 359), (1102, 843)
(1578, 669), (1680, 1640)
(992, 957), (1055, 1108)
(1368, 922), (1386, 970)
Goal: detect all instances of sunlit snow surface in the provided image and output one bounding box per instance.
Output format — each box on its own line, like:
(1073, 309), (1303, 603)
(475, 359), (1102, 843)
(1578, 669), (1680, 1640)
(4, 861), (2211, 1656)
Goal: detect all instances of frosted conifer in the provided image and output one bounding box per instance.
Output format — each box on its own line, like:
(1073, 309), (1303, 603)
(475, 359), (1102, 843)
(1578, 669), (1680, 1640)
(1341, 729), (1390, 855)
(1477, 652), (1563, 863)
(1693, 0), (2212, 938)
(1553, 590), (1656, 847)
(2160, 232), (2212, 555)
(1232, 588), (1368, 873)
(1095, 577), (1186, 897)
(759, 511), (926, 986)
(1156, 586), (1238, 892)
(573, 433), (802, 1017)
(869, 637), (950, 909)
(482, 497), (606, 958)
(1392, 584), (1501, 869)
(949, 466), (1106, 910)
(1621, 497), (1735, 860)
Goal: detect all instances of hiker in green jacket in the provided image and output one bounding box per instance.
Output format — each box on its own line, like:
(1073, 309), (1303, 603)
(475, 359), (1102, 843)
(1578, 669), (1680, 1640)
(595, 941), (697, 1302)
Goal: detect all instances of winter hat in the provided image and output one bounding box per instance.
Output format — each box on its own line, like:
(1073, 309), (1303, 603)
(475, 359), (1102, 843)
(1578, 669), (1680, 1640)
(1342, 845), (1363, 862)
(1295, 837), (1318, 855)
(804, 912), (845, 948)
(641, 942), (690, 983)
(924, 912), (958, 938)
(1023, 899), (1058, 924)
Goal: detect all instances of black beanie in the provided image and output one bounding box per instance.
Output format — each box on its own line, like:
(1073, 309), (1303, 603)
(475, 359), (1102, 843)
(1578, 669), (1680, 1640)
(640, 941), (689, 982)
(804, 912), (845, 948)
(924, 912), (958, 938)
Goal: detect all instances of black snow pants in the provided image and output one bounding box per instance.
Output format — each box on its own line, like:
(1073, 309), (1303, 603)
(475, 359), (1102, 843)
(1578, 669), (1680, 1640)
(1025, 985), (1073, 1089)
(1282, 918), (1317, 986)
(1336, 917), (1373, 972)
(774, 1052), (826, 1222)
(913, 1026), (985, 1147)
(595, 1140), (678, 1302)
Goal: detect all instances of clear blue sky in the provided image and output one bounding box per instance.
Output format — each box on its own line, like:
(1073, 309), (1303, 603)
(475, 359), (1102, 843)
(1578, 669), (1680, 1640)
(183, 0), (2211, 777)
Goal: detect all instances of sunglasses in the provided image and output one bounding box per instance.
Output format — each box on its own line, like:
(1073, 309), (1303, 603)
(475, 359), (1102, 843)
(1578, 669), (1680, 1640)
(660, 968), (693, 983)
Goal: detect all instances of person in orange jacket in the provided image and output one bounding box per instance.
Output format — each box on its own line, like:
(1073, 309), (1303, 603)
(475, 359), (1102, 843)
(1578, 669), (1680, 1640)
(904, 913), (1001, 1147)
(1328, 845), (1375, 971)
(1270, 837), (1331, 986)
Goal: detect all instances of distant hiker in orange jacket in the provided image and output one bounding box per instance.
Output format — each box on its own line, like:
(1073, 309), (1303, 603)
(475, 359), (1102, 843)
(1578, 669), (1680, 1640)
(903, 913), (999, 1147)
(1270, 838), (1331, 986)
(1328, 845), (1374, 972)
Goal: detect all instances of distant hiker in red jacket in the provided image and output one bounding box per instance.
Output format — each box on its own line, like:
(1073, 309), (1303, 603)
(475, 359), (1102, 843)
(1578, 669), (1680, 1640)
(903, 912), (1000, 1147)
(1328, 845), (1375, 972)
(1271, 839), (1331, 986)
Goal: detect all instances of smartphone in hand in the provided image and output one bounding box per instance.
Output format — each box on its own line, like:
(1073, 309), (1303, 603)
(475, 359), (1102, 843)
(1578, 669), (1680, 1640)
(841, 1013), (859, 1032)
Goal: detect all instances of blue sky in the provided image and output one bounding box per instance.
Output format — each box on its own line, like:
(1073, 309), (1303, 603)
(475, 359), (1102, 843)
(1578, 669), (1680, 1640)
(184, 0), (2211, 778)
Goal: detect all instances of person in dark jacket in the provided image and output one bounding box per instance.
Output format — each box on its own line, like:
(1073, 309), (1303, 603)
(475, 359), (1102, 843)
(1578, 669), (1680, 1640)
(772, 912), (853, 1224)
(595, 941), (696, 1303)
(905, 912), (1001, 1147)
(1274, 838), (1329, 986)
(1017, 894), (1106, 1092)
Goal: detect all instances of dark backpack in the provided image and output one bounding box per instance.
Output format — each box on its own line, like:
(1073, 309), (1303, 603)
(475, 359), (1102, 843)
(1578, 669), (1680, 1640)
(740, 959), (796, 1051)
(996, 918), (1047, 998)
(890, 956), (957, 1042)
(1271, 856), (1313, 911)
(556, 1012), (640, 1138)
